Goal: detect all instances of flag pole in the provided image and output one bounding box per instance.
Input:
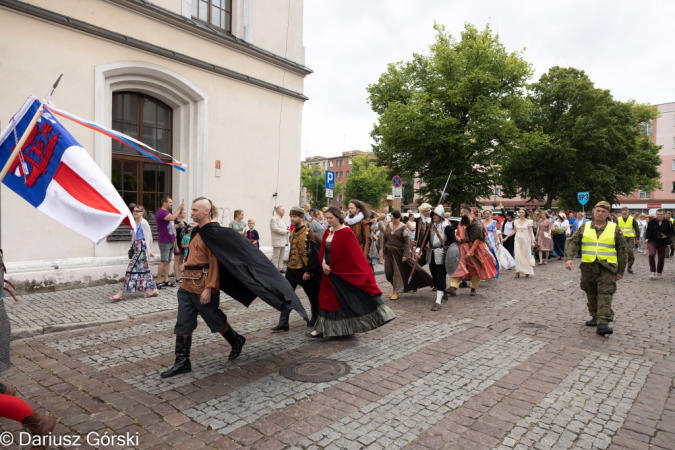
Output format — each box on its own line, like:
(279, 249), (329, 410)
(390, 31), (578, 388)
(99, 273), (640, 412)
(0, 106), (44, 184)
(0, 75), (62, 184)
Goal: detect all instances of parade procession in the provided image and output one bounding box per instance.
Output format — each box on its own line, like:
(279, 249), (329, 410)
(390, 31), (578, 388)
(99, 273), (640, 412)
(1, 1), (674, 449)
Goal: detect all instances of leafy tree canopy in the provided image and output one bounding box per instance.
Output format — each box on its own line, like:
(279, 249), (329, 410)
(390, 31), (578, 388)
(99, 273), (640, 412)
(344, 155), (391, 211)
(367, 23), (532, 213)
(500, 66), (662, 208)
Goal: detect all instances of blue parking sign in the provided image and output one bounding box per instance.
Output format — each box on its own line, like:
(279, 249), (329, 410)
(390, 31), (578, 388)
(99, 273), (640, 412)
(325, 171), (335, 189)
(577, 192), (589, 206)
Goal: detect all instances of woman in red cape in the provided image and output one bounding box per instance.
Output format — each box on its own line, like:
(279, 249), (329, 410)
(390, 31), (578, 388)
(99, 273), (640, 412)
(307, 207), (396, 338)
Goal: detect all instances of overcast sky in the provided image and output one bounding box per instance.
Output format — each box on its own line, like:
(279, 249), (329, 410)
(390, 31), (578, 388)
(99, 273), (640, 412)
(301, 0), (672, 159)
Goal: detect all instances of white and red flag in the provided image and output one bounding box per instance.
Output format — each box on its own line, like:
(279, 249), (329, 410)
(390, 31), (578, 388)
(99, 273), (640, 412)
(0, 96), (134, 243)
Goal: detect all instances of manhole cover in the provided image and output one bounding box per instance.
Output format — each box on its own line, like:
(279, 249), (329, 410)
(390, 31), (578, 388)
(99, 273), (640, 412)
(520, 322), (548, 329)
(280, 358), (350, 382)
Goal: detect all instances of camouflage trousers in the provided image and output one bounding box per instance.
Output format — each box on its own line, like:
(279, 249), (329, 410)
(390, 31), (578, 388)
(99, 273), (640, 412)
(579, 262), (616, 324)
(624, 236), (635, 266)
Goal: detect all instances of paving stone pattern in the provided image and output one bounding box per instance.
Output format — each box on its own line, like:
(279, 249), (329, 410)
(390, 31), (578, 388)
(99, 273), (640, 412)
(77, 314), (281, 370)
(299, 335), (547, 449)
(184, 319), (472, 434)
(46, 300), (274, 353)
(2, 257), (674, 450)
(495, 352), (653, 450)
(127, 328), (323, 394)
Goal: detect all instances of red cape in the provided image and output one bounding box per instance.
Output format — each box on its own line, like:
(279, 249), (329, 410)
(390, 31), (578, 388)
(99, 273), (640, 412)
(318, 226), (382, 311)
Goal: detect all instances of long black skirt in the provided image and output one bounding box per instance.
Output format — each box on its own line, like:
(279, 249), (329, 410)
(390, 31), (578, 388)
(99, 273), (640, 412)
(315, 274), (396, 337)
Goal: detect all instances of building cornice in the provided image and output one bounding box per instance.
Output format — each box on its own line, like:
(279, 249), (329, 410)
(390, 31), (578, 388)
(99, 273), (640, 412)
(0, 0), (309, 102)
(105, 0), (313, 77)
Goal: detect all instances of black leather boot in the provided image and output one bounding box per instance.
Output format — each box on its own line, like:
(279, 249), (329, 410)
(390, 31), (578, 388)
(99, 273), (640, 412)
(627, 265), (633, 274)
(223, 326), (246, 360)
(597, 323), (613, 336)
(585, 317), (597, 327)
(160, 335), (192, 378)
(0, 382), (16, 396)
(271, 308), (291, 332)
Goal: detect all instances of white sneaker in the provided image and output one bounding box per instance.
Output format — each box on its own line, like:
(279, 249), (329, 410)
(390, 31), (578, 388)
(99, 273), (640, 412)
(649, 272), (656, 279)
(658, 273), (664, 278)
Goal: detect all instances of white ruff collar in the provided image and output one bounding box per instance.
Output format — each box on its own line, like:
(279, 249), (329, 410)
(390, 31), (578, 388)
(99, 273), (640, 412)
(346, 212), (364, 226)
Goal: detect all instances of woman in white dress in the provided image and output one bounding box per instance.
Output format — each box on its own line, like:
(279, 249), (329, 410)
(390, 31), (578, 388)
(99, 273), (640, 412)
(506, 208), (535, 278)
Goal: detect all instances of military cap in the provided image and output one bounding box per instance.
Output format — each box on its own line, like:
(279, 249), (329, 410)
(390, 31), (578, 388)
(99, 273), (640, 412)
(594, 201), (611, 211)
(289, 206), (304, 217)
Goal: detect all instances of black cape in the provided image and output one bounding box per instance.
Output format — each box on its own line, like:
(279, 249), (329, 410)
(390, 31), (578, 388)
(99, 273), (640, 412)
(193, 222), (309, 322)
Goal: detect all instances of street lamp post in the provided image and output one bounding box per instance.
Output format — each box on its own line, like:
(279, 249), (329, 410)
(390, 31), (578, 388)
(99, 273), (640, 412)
(314, 170), (321, 208)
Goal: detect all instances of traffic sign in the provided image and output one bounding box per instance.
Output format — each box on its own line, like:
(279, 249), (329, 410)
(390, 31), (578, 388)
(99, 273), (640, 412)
(577, 192), (589, 206)
(392, 187), (403, 199)
(325, 171), (335, 189)
(392, 175), (403, 188)
(326, 189), (334, 198)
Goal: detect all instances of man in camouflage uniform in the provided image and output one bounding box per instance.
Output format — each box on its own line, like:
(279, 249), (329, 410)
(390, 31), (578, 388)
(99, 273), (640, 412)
(566, 201), (626, 336)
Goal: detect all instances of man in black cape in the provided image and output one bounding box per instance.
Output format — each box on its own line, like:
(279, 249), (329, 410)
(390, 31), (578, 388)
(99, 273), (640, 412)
(161, 197), (308, 379)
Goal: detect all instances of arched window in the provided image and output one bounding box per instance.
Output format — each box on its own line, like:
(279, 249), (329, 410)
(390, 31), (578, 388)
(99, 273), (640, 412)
(110, 92), (172, 219)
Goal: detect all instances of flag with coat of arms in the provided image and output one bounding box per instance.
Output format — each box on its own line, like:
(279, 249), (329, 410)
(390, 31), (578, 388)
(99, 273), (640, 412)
(0, 96), (134, 243)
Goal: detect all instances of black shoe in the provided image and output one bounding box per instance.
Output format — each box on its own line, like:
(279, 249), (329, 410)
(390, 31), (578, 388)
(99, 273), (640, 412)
(156, 282), (165, 290)
(228, 335), (246, 360)
(585, 318), (597, 327)
(271, 310), (291, 332)
(305, 331), (323, 338)
(596, 324), (613, 336)
(161, 335), (192, 378)
(627, 265), (633, 274)
(470, 288), (477, 296)
(446, 287), (457, 297)
(165, 281), (176, 287)
(459, 281), (468, 289)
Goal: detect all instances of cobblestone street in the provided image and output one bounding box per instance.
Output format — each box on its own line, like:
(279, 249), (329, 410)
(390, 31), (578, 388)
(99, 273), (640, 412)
(1, 255), (674, 450)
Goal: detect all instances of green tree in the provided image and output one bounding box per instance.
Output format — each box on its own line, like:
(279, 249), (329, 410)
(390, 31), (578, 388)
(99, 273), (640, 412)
(500, 66), (662, 208)
(367, 23), (532, 214)
(402, 177), (415, 206)
(300, 165), (343, 209)
(344, 155), (391, 210)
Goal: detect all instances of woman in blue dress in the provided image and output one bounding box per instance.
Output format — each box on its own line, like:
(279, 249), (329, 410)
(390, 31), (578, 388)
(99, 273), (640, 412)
(481, 210), (501, 278)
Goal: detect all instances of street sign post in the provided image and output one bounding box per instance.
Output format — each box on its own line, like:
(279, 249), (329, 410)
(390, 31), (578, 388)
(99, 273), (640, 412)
(392, 175), (403, 210)
(325, 171), (335, 190)
(578, 192), (589, 213)
(392, 187), (403, 199)
(392, 175), (402, 188)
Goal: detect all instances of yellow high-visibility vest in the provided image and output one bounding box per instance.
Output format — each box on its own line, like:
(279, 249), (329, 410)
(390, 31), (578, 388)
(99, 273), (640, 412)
(617, 216), (635, 237)
(581, 221), (618, 264)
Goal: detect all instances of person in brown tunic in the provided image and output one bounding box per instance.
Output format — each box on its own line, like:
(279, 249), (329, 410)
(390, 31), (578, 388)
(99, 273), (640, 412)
(161, 198), (246, 378)
(346, 199), (372, 264)
(380, 210), (433, 299)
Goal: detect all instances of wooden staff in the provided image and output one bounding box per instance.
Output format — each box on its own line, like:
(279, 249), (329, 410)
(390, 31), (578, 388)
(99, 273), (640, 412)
(408, 216), (433, 284)
(0, 75), (62, 184)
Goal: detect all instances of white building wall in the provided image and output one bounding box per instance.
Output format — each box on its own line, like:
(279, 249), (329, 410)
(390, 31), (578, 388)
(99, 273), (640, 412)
(0, 0), (307, 274)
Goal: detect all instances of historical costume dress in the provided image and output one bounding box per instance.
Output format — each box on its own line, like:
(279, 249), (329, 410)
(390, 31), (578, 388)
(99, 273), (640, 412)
(380, 223), (433, 296)
(536, 219), (553, 252)
(482, 218), (500, 279)
(513, 219), (535, 276)
(449, 216), (498, 295)
(313, 226), (396, 337)
(417, 206), (456, 310)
